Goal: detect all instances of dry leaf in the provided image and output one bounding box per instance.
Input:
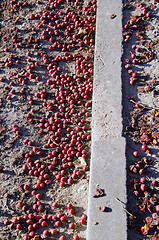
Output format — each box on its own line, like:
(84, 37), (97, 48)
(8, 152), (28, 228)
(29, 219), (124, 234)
(110, 14), (116, 19)
(99, 206), (107, 212)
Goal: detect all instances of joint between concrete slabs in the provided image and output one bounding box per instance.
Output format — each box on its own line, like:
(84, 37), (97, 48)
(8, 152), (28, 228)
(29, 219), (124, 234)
(87, 0), (127, 239)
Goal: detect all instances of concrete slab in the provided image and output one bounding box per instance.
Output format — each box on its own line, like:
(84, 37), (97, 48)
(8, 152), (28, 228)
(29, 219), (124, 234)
(87, 138), (127, 240)
(87, 0), (127, 239)
(92, 0), (123, 141)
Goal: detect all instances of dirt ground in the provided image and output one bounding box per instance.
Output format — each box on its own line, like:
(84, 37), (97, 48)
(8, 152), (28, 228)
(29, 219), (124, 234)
(0, 0), (96, 239)
(122, 0), (159, 239)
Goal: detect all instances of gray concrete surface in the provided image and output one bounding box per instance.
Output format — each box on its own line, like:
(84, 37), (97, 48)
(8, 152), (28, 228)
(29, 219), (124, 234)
(87, 0), (127, 239)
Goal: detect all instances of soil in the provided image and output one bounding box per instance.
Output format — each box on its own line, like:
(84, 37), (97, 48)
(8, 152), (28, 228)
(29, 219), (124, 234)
(0, 0), (96, 239)
(122, 0), (159, 239)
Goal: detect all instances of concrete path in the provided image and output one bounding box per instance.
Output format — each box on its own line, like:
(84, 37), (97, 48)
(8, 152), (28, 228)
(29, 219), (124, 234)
(87, 0), (127, 239)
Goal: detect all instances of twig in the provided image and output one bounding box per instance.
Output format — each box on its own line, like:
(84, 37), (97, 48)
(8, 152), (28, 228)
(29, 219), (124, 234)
(26, 145), (57, 150)
(41, 147), (57, 150)
(115, 198), (136, 218)
(130, 99), (159, 110)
